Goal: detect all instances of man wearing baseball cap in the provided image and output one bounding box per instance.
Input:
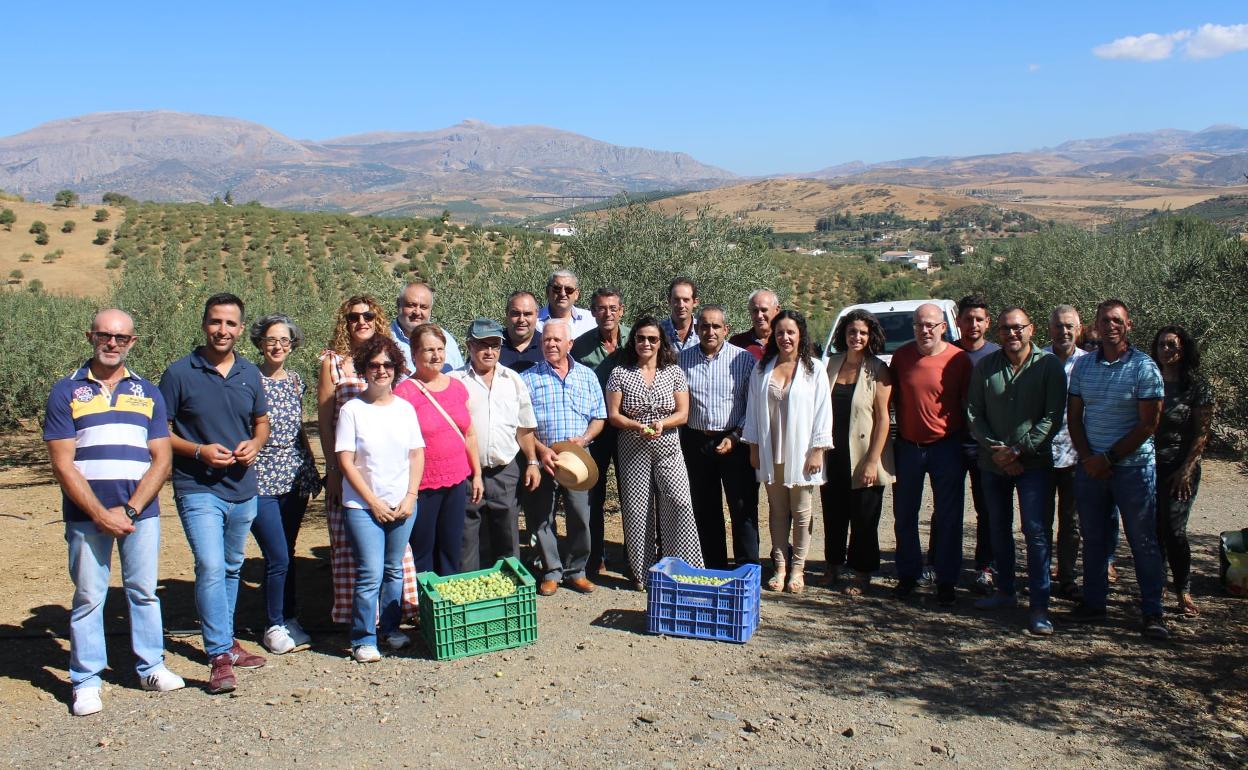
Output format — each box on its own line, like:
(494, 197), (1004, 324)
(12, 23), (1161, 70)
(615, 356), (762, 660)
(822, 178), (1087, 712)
(450, 319), (541, 570)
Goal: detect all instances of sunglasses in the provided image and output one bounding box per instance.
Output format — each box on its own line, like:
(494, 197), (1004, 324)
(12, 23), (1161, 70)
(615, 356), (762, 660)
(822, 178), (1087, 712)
(91, 332), (136, 345)
(636, 335), (661, 345)
(346, 311), (377, 323)
(549, 285), (577, 296)
(365, 361), (396, 372)
(998, 324), (1032, 335)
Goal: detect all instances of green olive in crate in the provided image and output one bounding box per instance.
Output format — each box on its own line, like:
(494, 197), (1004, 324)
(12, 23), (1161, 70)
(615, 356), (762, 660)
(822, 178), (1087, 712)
(436, 571), (519, 605)
(671, 575), (730, 586)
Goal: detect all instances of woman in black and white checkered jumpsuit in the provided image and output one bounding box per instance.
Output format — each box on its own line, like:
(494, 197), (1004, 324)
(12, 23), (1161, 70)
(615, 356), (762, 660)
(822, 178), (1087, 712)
(606, 317), (705, 588)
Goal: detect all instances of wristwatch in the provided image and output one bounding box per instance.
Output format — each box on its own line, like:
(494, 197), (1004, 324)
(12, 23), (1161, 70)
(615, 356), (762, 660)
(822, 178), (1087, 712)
(527, 459), (541, 466)
(124, 504), (139, 521)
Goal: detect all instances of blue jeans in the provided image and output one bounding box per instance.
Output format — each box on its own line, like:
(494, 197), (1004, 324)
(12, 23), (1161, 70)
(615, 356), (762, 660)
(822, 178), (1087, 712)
(411, 480), (469, 576)
(252, 492), (309, 627)
(982, 467), (1052, 611)
(175, 493), (258, 657)
(65, 517), (165, 689)
(343, 506), (417, 647)
(1075, 464), (1165, 616)
(894, 437), (965, 586)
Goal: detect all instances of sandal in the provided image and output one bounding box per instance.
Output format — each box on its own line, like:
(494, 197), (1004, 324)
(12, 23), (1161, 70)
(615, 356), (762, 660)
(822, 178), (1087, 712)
(843, 572), (869, 597)
(767, 567), (787, 592)
(1178, 593), (1200, 618)
(786, 571), (805, 594)
(1107, 563), (1119, 584)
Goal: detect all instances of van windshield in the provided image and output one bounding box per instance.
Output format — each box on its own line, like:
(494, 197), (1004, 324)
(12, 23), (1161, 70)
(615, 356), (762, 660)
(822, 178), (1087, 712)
(875, 311), (953, 354)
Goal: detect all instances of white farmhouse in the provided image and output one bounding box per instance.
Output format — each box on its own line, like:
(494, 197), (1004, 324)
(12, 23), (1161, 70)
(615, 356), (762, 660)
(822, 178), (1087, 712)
(548, 222), (576, 237)
(879, 249), (932, 271)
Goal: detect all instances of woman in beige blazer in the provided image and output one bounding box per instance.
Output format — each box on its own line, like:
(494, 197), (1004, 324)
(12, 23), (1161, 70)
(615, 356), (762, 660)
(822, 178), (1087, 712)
(821, 309), (894, 595)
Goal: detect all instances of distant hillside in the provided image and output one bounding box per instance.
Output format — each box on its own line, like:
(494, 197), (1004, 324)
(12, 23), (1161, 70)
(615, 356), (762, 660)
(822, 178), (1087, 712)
(800, 125), (1248, 186)
(0, 112), (736, 218)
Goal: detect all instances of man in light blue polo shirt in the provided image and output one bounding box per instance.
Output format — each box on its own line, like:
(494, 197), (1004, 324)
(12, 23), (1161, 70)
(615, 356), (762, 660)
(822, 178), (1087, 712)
(1065, 299), (1167, 639)
(391, 281), (463, 375)
(45, 309), (184, 716)
(160, 293), (271, 693)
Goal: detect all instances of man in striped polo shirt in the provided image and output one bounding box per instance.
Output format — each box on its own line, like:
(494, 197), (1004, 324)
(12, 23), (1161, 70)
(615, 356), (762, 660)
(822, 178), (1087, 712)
(1066, 299), (1167, 640)
(45, 309), (184, 717)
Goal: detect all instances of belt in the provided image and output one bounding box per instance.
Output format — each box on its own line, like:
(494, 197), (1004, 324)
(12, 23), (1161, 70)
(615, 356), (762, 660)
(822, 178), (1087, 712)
(897, 435), (954, 448)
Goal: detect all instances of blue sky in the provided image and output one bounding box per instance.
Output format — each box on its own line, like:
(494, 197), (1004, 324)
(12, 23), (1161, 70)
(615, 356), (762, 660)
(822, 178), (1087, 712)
(4, 1), (1246, 175)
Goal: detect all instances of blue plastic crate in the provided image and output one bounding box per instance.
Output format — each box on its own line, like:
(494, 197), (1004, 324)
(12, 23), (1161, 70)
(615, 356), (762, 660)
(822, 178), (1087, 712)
(646, 558), (760, 643)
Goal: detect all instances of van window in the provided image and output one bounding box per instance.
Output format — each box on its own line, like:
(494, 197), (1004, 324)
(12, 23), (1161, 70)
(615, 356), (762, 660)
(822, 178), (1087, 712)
(875, 311), (955, 354)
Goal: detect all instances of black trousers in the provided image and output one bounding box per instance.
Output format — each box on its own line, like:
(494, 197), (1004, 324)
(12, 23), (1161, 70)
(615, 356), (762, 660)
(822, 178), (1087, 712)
(1156, 461), (1200, 595)
(460, 457), (522, 572)
(586, 424), (620, 574)
(820, 447), (885, 573)
(678, 427), (760, 569)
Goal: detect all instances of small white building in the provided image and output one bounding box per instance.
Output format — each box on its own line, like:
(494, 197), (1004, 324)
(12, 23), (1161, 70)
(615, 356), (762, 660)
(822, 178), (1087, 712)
(548, 222), (576, 237)
(879, 249), (932, 271)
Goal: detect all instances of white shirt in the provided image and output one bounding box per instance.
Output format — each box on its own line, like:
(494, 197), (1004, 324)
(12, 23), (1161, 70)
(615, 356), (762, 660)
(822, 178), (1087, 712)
(1044, 345), (1087, 469)
(450, 364), (537, 468)
(335, 397), (425, 509)
(536, 305), (597, 339)
(740, 358), (834, 487)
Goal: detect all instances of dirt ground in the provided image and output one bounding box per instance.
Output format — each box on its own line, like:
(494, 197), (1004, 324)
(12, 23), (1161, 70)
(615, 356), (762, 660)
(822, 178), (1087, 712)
(0, 427), (1245, 770)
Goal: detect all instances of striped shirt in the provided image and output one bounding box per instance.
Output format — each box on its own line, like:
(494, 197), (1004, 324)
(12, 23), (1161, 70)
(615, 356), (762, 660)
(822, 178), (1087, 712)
(521, 358), (607, 446)
(679, 342), (753, 431)
(1068, 345), (1163, 467)
(44, 363), (169, 522)
(1043, 345), (1087, 468)
(660, 317), (701, 352)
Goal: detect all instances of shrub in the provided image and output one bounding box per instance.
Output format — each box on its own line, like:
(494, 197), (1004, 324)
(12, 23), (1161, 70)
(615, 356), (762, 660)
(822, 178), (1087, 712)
(29, 220), (46, 235)
(8, 269), (21, 282)
(94, 228), (112, 245)
(54, 190), (79, 208)
(34, 232), (50, 246)
(0, 208), (14, 230)
(61, 220), (76, 233)
(93, 209), (110, 222)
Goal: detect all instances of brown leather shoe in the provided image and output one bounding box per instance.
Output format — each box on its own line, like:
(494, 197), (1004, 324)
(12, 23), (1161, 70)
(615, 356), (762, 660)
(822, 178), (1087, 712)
(564, 576), (595, 594)
(537, 580), (558, 596)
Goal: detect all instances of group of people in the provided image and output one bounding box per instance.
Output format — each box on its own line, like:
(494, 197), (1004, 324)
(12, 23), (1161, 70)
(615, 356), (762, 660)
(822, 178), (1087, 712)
(45, 272), (1213, 717)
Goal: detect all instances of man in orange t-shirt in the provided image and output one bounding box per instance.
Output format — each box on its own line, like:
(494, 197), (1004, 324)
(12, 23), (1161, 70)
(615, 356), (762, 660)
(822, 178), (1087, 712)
(889, 303), (972, 606)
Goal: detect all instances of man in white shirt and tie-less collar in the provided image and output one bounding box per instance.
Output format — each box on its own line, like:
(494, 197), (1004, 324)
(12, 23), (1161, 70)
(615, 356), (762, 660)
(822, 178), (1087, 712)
(678, 304), (759, 569)
(391, 281), (464, 375)
(535, 269), (597, 339)
(450, 319), (541, 571)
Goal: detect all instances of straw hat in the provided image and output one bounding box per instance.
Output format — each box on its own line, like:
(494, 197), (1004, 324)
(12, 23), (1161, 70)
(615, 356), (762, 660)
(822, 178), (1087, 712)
(551, 440), (599, 491)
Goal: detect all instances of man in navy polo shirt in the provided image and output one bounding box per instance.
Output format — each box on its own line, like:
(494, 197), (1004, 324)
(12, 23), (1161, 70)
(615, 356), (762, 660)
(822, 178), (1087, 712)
(1065, 299), (1167, 640)
(45, 309), (184, 716)
(160, 293), (270, 693)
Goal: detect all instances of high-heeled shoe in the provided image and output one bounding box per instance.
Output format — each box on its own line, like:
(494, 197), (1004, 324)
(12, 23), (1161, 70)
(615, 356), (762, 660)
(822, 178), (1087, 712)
(766, 566), (787, 592)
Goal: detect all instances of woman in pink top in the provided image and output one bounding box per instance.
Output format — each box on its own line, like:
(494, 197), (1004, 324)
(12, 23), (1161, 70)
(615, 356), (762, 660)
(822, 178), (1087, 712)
(395, 324), (484, 575)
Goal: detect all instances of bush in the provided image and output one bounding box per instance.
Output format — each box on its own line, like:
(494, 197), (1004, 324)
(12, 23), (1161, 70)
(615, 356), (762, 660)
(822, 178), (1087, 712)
(8, 269), (22, 282)
(29, 220), (46, 235)
(0, 208), (14, 230)
(61, 220), (76, 233)
(93, 209), (110, 222)
(18, 252), (33, 262)
(94, 228), (111, 245)
(34, 232), (49, 246)
(54, 190), (79, 208)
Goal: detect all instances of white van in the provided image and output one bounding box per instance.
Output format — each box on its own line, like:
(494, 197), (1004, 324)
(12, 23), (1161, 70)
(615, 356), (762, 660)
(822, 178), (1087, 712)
(821, 299), (961, 365)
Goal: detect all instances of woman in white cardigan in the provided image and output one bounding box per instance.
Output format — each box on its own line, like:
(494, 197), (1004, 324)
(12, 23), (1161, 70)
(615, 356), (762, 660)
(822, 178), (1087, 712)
(741, 310), (834, 594)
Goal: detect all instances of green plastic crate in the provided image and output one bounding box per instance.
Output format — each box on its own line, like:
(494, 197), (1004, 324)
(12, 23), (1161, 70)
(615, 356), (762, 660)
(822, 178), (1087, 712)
(416, 557), (537, 660)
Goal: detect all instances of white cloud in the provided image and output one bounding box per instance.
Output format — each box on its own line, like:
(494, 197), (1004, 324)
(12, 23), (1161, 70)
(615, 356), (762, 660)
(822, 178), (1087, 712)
(1027, 63), (1041, 72)
(1092, 31), (1189, 61)
(1093, 23), (1248, 61)
(1186, 23), (1248, 59)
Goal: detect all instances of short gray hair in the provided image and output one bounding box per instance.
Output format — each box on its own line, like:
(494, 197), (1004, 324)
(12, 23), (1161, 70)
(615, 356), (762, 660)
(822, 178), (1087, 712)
(1049, 304), (1080, 325)
(748, 288), (778, 306)
(546, 269), (579, 289)
(250, 314), (305, 351)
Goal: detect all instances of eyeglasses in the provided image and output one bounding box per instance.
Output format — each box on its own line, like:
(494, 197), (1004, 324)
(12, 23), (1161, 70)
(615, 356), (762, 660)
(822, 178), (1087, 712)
(261, 336), (293, 348)
(91, 332), (136, 345)
(346, 311), (377, 323)
(472, 339), (503, 349)
(636, 335), (661, 345)
(365, 361), (396, 372)
(913, 321), (946, 331)
(549, 285), (577, 296)
(997, 324), (1032, 335)
(592, 305), (621, 314)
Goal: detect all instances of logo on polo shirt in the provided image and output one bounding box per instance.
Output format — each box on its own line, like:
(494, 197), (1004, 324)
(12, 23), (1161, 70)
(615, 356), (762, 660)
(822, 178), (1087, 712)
(73, 385), (94, 403)
(128, 382), (145, 397)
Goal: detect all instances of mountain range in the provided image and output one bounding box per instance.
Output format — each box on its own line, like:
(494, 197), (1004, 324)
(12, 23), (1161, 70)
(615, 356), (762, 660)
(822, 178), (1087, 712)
(1, 111), (1247, 217)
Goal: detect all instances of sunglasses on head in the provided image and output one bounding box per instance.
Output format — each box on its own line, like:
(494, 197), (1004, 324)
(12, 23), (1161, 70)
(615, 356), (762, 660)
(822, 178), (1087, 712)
(346, 311), (377, 323)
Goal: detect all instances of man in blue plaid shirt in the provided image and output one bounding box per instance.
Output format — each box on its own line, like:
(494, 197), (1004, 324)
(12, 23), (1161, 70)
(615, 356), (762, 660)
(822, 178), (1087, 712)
(520, 319), (607, 596)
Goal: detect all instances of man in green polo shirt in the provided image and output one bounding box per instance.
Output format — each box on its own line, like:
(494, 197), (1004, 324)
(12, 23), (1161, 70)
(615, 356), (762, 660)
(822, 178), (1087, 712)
(571, 287), (630, 579)
(967, 306), (1066, 635)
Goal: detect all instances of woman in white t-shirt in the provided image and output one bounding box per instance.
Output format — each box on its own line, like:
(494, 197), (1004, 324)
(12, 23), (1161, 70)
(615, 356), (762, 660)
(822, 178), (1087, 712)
(335, 336), (425, 663)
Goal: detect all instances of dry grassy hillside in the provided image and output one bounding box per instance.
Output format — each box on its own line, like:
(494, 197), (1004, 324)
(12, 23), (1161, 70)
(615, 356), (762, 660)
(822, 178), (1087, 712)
(0, 200), (122, 295)
(647, 179), (979, 232)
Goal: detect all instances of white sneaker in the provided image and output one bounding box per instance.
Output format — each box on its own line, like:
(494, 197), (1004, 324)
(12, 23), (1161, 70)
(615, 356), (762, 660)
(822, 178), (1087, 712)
(352, 644), (381, 663)
(72, 686), (102, 716)
(383, 630), (410, 650)
(140, 667), (186, 692)
(263, 624), (297, 655)
(284, 619), (311, 647)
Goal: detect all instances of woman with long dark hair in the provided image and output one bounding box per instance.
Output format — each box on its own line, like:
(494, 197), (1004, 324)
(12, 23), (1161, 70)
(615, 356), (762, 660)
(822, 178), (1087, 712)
(1150, 325), (1214, 618)
(741, 310), (833, 594)
(606, 315), (704, 589)
(821, 309), (894, 595)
